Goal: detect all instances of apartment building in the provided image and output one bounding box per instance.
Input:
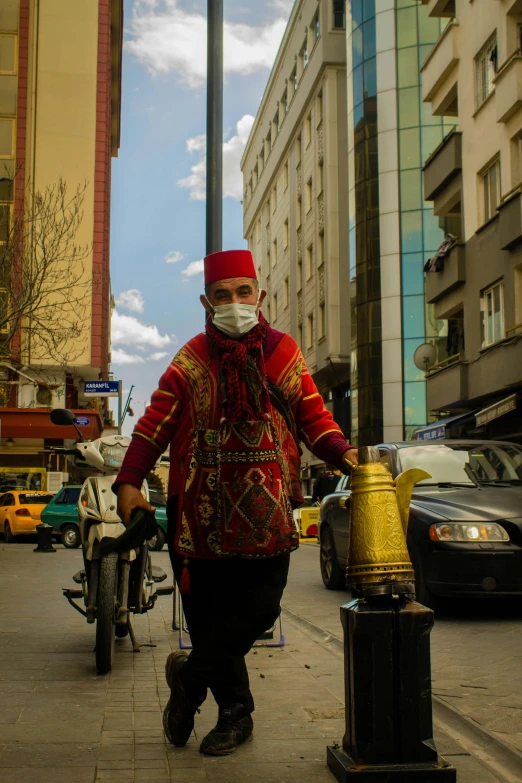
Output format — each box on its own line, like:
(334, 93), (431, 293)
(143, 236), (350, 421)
(419, 0), (522, 442)
(241, 0), (349, 489)
(0, 0), (122, 490)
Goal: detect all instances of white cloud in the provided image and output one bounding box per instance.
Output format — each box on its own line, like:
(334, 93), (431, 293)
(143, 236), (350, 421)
(127, 1), (288, 88)
(111, 348), (146, 365)
(178, 115), (255, 202)
(112, 310), (175, 348)
(115, 289), (145, 313)
(181, 259), (204, 279)
(165, 250), (185, 264)
(149, 351), (169, 361)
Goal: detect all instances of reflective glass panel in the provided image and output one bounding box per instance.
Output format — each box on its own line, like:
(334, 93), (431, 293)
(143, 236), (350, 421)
(362, 19), (376, 61)
(398, 86), (420, 129)
(401, 210), (423, 253)
(353, 64), (363, 107)
(421, 125), (444, 163)
(403, 295), (425, 339)
(400, 169), (422, 212)
(404, 382), (427, 427)
(399, 128), (421, 169)
(352, 26), (363, 69)
(397, 7), (418, 49)
(351, 0), (363, 30)
(398, 47), (419, 88)
(423, 209), (444, 253)
(419, 15), (442, 46)
(420, 94), (442, 126)
(363, 0), (375, 22)
(401, 253), (424, 296)
(363, 57), (377, 101)
(403, 338), (427, 382)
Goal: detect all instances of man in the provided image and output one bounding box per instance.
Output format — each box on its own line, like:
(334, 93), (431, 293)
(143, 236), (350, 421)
(312, 465), (343, 503)
(114, 249), (358, 756)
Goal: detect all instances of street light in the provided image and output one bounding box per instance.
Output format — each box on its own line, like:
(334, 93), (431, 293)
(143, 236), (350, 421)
(206, 0), (223, 256)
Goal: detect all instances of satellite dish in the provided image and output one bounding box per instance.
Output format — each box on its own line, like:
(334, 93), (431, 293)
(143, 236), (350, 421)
(413, 343), (437, 372)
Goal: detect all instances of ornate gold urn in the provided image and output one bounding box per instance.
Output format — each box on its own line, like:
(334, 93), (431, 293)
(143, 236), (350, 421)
(345, 447), (430, 594)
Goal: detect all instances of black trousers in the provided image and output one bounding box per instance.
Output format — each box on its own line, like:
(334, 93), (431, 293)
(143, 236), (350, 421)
(167, 497), (290, 714)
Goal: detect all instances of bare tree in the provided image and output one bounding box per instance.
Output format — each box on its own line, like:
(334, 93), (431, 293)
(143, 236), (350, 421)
(0, 176), (92, 366)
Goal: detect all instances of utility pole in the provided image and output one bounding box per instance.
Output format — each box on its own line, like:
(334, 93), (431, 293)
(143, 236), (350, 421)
(206, 0), (223, 255)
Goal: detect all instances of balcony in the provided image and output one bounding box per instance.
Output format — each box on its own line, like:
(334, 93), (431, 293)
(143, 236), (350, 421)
(499, 190), (522, 250)
(423, 129), (461, 201)
(494, 53), (522, 123)
(425, 243), (465, 303)
(427, 357), (468, 410)
(421, 21), (459, 115)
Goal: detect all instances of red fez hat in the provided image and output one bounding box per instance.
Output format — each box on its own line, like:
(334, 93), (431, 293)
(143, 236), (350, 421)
(204, 250), (257, 286)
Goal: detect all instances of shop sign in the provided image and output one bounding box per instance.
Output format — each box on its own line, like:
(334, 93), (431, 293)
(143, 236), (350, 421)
(84, 380), (120, 398)
(416, 425), (446, 441)
(475, 394), (517, 428)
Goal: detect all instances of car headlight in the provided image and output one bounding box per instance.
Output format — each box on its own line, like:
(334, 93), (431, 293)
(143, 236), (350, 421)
(429, 522), (509, 542)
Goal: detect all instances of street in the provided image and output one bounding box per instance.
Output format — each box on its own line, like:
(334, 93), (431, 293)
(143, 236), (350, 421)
(1, 540), (522, 782)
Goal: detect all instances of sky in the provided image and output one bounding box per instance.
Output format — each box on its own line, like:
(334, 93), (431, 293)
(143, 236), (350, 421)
(109, 0), (295, 433)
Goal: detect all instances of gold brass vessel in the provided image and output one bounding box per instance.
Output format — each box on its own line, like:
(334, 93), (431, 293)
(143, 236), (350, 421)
(345, 449), (430, 592)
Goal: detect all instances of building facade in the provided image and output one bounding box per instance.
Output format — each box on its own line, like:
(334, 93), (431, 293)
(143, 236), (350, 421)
(0, 0), (122, 490)
(241, 0), (349, 490)
(347, 0), (453, 446)
(419, 0), (522, 441)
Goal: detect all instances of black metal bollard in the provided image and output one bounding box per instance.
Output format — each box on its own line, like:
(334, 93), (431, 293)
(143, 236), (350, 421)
(34, 523), (56, 553)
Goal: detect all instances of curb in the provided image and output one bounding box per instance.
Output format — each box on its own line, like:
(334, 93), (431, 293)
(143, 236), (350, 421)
(282, 604), (522, 783)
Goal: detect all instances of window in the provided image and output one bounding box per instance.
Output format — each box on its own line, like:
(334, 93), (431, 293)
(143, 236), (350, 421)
(272, 185), (277, 213)
(266, 128), (272, 155)
(290, 66), (298, 96)
(284, 277), (289, 308)
(475, 32), (497, 108)
(305, 178), (313, 213)
(0, 118), (14, 157)
(281, 87), (288, 116)
(299, 37), (309, 77)
(318, 232), (324, 267)
(481, 281), (504, 347)
(318, 161), (324, 194)
(273, 293), (278, 321)
(312, 9), (320, 43)
(306, 243), (313, 279)
(0, 204), (10, 243)
(257, 265), (262, 284)
(253, 164), (258, 186)
(319, 303), (326, 339)
(297, 260), (303, 292)
(283, 161), (289, 191)
(273, 238), (278, 267)
(482, 157), (501, 223)
(0, 288), (8, 332)
(305, 113), (312, 147)
(307, 312), (314, 349)
(274, 106), (280, 135)
(298, 324), (303, 348)
(256, 219), (261, 243)
(333, 0), (345, 30)
(249, 178), (253, 197)
(295, 135), (301, 165)
(284, 219), (289, 249)
(259, 146), (264, 171)
(317, 91), (323, 122)
(266, 249), (271, 272)
(0, 35), (17, 74)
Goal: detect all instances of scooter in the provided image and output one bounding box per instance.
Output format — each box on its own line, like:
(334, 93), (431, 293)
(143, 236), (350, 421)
(50, 409), (174, 674)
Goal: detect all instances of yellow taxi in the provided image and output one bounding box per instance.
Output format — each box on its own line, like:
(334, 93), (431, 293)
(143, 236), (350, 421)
(1, 490), (55, 542)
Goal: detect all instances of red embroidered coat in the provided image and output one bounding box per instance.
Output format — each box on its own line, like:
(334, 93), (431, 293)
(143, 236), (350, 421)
(115, 326), (352, 544)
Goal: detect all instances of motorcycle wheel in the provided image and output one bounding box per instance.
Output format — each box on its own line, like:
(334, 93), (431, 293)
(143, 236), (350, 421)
(96, 552), (118, 674)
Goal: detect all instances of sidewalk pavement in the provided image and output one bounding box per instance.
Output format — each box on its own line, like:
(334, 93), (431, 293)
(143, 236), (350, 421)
(0, 543), (512, 783)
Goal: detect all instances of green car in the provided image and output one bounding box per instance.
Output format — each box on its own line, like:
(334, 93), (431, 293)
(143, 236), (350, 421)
(41, 485), (168, 551)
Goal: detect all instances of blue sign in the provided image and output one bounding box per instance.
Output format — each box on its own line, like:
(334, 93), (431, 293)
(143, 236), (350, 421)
(84, 380), (120, 397)
(416, 426), (445, 441)
(75, 417), (90, 427)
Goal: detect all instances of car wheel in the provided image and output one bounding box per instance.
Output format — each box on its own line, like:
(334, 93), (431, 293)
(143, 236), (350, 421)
(149, 527), (166, 552)
(320, 526), (346, 590)
(410, 546), (438, 611)
(61, 524), (81, 549)
(4, 522), (14, 543)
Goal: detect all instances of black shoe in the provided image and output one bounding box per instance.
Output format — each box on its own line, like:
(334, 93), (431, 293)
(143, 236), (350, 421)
(163, 651), (205, 747)
(199, 704), (254, 756)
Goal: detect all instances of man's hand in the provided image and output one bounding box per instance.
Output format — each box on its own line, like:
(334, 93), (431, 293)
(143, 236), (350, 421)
(342, 448), (359, 470)
(116, 483), (154, 527)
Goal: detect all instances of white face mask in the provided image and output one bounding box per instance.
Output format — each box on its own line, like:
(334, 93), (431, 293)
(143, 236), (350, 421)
(208, 299), (260, 336)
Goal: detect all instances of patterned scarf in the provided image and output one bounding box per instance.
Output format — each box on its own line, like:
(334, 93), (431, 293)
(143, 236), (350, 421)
(205, 313), (269, 422)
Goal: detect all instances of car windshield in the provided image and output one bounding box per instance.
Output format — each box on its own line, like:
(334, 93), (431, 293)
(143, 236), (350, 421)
(399, 443), (522, 485)
(19, 493), (54, 504)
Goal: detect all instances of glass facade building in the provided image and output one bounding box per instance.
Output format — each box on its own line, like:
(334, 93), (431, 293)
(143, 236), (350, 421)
(347, 0), (451, 445)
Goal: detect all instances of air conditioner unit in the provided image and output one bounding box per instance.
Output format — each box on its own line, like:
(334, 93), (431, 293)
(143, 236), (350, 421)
(47, 472), (64, 493)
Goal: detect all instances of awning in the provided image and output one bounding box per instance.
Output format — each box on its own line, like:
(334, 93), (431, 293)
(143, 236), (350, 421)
(415, 412), (475, 441)
(475, 394), (517, 428)
(0, 408), (104, 441)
